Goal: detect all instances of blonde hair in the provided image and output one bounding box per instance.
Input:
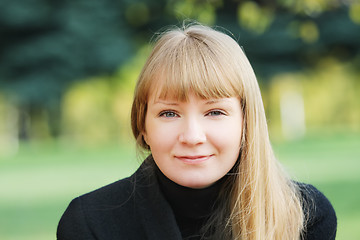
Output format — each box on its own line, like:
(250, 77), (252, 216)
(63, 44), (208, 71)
(131, 24), (305, 240)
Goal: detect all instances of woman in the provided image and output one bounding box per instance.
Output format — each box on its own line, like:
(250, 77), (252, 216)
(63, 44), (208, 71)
(57, 24), (337, 240)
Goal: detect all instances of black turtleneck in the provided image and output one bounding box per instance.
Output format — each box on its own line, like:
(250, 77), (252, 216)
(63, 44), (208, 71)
(155, 167), (224, 240)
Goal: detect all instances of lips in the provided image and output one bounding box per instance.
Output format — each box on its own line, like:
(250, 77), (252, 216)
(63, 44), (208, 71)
(175, 155), (213, 164)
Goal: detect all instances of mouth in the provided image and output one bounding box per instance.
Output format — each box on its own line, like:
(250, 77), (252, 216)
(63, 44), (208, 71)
(175, 155), (213, 164)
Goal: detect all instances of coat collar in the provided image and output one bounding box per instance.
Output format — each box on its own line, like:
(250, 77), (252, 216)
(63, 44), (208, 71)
(134, 156), (182, 240)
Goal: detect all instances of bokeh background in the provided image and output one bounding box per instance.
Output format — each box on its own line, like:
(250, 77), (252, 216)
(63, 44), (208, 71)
(0, 0), (359, 239)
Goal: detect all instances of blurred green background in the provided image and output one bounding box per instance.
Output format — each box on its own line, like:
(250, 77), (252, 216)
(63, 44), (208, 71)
(0, 0), (359, 239)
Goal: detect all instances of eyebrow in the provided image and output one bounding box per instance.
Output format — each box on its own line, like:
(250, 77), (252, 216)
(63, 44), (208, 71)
(205, 99), (221, 105)
(205, 99), (234, 105)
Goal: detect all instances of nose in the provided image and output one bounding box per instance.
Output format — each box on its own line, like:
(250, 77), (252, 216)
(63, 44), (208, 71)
(178, 117), (206, 145)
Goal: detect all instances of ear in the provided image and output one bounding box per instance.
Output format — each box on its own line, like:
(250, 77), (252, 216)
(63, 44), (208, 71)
(142, 132), (148, 145)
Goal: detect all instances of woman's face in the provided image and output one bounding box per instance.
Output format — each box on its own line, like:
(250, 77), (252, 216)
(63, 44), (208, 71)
(144, 91), (243, 189)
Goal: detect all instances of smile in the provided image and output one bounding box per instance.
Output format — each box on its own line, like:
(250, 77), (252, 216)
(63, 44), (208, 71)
(175, 155), (213, 164)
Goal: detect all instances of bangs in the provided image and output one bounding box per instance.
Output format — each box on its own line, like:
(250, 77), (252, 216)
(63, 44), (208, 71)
(147, 32), (244, 101)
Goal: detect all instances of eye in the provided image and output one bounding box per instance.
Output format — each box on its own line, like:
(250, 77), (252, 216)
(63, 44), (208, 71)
(159, 111), (179, 118)
(206, 110), (226, 116)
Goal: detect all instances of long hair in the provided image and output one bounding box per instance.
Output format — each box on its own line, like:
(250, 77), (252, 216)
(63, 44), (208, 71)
(131, 24), (305, 240)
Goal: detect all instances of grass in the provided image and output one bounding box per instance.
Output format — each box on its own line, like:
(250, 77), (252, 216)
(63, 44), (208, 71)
(0, 142), (140, 240)
(0, 134), (359, 239)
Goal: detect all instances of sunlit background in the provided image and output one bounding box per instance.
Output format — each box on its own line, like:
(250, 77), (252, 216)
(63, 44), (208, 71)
(0, 0), (359, 239)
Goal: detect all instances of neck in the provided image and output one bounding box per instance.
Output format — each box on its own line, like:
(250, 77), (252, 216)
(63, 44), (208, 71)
(155, 167), (224, 219)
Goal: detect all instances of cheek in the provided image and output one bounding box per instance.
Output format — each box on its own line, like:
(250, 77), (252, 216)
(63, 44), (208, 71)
(144, 121), (177, 151)
(209, 120), (242, 149)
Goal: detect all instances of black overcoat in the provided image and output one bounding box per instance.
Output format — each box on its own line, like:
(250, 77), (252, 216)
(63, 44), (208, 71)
(57, 157), (337, 240)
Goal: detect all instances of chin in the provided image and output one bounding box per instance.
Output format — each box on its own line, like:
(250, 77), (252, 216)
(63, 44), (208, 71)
(177, 179), (214, 189)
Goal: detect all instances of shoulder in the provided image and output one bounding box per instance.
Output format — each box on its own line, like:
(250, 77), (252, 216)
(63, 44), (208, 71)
(57, 176), (138, 239)
(79, 175), (136, 206)
(57, 161), (156, 240)
(297, 183), (337, 240)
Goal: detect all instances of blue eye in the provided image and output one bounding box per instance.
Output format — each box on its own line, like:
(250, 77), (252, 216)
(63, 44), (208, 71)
(160, 111), (178, 118)
(207, 110), (225, 116)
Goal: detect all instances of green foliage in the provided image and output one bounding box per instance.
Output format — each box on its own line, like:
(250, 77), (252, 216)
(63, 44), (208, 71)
(237, 1), (275, 34)
(268, 58), (360, 140)
(168, 0), (221, 25)
(62, 77), (116, 144)
(349, 3), (360, 24)
(125, 2), (150, 27)
(301, 59), (360, 128)
(0, 0), (137, 106)
(61, 45), (150, 145)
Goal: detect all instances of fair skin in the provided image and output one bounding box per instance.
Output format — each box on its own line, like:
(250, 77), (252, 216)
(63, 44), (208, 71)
(144, 90), (243, 189)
